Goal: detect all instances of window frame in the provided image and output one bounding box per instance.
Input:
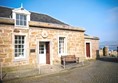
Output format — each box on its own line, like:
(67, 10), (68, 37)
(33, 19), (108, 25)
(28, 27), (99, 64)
(15, 13), (27, 27)
(14, 35), (26, 60)
(58, 36), (67, 57)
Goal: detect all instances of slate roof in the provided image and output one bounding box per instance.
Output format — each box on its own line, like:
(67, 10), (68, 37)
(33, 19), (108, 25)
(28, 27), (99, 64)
(0, 6), (67, 25)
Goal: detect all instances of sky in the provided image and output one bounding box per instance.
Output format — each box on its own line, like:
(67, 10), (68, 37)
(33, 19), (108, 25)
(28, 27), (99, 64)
(0, 0), (118, 42)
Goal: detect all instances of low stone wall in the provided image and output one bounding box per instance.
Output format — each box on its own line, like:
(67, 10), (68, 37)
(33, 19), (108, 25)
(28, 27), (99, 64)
(109, 50), (117, 57)
(99, 47), (118, 57)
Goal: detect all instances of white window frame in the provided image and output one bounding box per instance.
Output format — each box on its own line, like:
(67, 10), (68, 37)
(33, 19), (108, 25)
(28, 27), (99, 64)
(16, 13), (27, 26)
(12, 7), (30, 28)
(58, 36), (67, 57)
(14, 35), (26, 60)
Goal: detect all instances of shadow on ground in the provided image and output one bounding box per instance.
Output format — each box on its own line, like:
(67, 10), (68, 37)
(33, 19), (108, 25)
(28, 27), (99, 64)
(97, 56), (118, 63)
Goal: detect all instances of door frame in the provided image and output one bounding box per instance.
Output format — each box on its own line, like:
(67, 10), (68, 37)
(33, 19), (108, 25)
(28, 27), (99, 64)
(85, 41), (92, 59)
(36, 40), (52, 65)
(39, 42), (46, 64)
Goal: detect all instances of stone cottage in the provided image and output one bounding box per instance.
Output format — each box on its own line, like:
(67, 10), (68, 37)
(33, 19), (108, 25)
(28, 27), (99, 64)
(0, 6), (99, 67)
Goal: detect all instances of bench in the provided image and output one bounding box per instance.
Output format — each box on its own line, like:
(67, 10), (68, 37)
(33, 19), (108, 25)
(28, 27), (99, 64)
(61, 55), (79, 65)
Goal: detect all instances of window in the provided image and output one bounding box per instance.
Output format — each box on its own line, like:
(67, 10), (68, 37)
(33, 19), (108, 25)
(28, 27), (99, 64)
(14, 35), (25, 59)
(59, 37), (66, 55)
(39, 43), (45, 54)
(16, 14), (27, 26)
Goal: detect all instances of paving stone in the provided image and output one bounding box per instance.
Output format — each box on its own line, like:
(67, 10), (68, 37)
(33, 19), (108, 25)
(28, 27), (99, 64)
(3, 58), (118, 83)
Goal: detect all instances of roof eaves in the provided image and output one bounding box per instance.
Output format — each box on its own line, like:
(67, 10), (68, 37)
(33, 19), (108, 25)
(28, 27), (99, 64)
(84, 35), (99, 40)
(29, 21), (85, 32)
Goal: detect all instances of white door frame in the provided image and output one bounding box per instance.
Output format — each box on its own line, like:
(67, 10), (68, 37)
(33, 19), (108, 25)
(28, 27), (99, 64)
(39, 42), (46, 64)
(37, 39), (53, 65)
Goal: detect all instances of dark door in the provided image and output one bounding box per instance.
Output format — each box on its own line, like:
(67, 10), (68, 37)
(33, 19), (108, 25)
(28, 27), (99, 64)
(86, 43), (90, 57)
(46, 42), (50, 64)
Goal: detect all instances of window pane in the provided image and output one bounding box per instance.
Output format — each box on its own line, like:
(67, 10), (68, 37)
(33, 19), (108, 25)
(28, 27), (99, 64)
(24, 15), (26, 20)
(15, 53), (18, 57)
(15, 45), (17, 48)
(20, 21), (23, 25)
(16, 14), (19, 19)
(16, 14), (27, 26)
(19, 36), (21, 39)
(20, 15), (23, 20)
(15, 40), (17, 44)
(24, 21), (26, 26)
(14, 36), (25, 58)
(22, 36), (24, 39)
(22, 40), (24, 44)
(39, 43), (45, 54)
(19, 40), (21, 44)
(22, 49), (24, 52)
(39, 50), (44, 54)
(59, 37), (65, 54)
(22, 52), (24, 55)
(15, 49), (17, 52)
(16, 20), (19, 25)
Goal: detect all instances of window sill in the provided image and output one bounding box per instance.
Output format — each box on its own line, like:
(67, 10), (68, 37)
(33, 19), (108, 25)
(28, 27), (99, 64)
(59, 53), (67, 57)
(14, 25), (29, 29)
(13, 58), (28, 62)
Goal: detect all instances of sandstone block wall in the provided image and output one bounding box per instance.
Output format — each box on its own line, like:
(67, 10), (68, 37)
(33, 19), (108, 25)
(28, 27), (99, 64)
(91, 39), (99, 59)
(0, 24), (85, 67)
(85, 39), (99, 59)
(0, 24), (29, 67)
(99, 48), (118, 57)
(0, 24), (13, 66)
(29, 27), (85, 64)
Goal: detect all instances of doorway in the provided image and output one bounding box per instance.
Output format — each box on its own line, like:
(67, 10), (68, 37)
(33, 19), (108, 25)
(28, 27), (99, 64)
(86, 43), (90, 57)
(39, 42), (50, 64)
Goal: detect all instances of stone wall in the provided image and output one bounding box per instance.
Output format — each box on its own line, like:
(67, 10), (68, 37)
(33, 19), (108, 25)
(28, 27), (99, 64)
(91, 39), (99, 59)
(99, 49), (103, 57)
(0, 24), (13, 66)
(0, 24), (85, 67)
(29, 27), (85, 64)
(0, 24), (30, 67)
(85, 39), (99, 59)
(109, 50), (117, 57)
(99, 48), (118, 57)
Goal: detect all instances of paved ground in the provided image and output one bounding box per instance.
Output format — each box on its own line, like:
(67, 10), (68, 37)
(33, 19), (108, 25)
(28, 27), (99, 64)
(3, 57), (118, 83)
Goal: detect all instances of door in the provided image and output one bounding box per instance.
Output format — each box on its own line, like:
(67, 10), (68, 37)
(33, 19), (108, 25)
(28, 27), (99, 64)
(46, 42), (50, 64)
(39, 42), (46, 64)
(86, 43), (90, 57)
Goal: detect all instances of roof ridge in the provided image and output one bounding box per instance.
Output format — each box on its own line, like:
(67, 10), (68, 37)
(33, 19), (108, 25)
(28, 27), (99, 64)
(0, 6), (67, 25)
